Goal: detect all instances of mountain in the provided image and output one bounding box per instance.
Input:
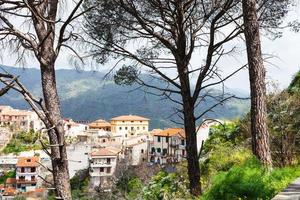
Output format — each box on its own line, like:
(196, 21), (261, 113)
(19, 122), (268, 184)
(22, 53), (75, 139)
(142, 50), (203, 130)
(0, 66), (250, 129)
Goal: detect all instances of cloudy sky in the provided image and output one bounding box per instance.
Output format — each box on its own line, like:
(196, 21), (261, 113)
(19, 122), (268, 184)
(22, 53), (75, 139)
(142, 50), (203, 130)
(1, 3), (300, 93)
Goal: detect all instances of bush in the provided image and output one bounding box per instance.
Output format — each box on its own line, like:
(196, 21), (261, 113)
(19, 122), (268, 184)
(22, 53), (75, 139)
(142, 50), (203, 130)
(1, 130), (46, 154)
(0, 170), (16, 184)
(142, 171), (193, 200)
(201, 157), (300, 200)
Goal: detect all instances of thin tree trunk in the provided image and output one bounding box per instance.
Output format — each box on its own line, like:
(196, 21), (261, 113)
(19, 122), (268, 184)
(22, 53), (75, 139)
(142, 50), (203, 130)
(242, 0), (272, 167)
(41, 64), (72, 200)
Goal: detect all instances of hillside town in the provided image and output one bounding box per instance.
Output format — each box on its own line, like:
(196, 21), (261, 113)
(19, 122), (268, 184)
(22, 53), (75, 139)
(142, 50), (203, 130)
(0, 105), (217, 199)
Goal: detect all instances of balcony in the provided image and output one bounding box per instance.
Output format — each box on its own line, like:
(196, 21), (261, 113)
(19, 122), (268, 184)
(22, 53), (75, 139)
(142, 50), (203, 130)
(89, 172), (112, 177)
(16, 179), (37, 184)
(90, 162), (113, 168)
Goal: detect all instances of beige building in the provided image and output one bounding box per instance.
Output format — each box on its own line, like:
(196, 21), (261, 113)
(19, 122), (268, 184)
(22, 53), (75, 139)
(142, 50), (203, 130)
(110, 115), (150, 141)
(88, 119), (111, 131)
(149, 128), (186, 164)
(0, 106), (44, 132)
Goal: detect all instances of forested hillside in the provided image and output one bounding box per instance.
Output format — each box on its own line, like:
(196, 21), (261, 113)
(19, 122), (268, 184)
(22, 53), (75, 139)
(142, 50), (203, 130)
(0, 66), (249, 129)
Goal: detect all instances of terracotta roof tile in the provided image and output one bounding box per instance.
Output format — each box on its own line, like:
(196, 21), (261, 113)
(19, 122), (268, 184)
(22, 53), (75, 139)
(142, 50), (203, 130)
(90, 147), (120, 157)
(111, 115), (150, 121)
(3, 187), (17, 196)
(89, 119), (111, 128)
(154, 128), (185, 138)
(16, 156), (39, 167)
(5, 178), (16, 185)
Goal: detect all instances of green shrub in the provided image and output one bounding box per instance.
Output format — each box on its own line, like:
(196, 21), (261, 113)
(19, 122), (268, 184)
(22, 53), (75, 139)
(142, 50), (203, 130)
(1, 130), (46, 154)
(201, 157), (300, 200)
(0, 170), (16, 184)
(142, 171), (193, 200)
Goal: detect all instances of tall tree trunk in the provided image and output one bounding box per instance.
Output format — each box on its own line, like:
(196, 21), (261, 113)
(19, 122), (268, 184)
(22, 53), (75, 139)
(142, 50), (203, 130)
(242, 0), (272, 167)
(182, 97), (201, 196)
(41, 64), (72, 200)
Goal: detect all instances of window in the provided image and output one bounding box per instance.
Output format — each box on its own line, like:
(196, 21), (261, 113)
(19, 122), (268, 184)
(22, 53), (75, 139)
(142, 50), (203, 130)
(119, 127), (122, 130)
(131, 127), (134, 131)
(151, 147), (155, 153)
(182, 149), (185, 156)
(21, 167), (25, 173)
(30, 167), (36, 172)
(125, 127), (128, 130)
(143, 127), (146, 130)
(157, 148), (161, 153)
(100, 168), (104, 172)
(107, 158), (111, 164)
(31, 176), (35, 181)
(107, 167), (111, 174)
(137, 127), (140, 130)
(163, 148), (167, 155)
(166, 137), (169, 143)
(140, 121), (142, 123)
(181, 139), (185, 145)
(131, 121), (134, 123)
(125, 134), (128, 138)
(141, 149), (144, 154)
(157, 136), (161, 142)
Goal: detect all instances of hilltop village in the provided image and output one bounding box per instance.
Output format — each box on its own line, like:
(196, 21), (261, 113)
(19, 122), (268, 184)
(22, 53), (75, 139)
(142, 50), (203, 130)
(0, 105), (217, 199)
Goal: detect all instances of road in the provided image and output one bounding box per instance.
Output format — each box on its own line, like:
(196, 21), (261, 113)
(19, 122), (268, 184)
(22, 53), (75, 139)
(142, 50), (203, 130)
(272, 177), (300, 200)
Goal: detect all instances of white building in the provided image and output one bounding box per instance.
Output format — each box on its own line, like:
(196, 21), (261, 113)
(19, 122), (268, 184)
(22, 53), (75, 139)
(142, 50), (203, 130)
(126, 141), (148, 166)
(89, 147), (121, 190)
(15, 157), (39, 193)
(110, 115), (150, 141)
(64, 118), (88, 137)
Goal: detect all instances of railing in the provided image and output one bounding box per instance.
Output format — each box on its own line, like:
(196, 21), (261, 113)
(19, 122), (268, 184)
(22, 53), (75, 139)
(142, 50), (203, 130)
(90, 163), (113, 168)
(89, 172), (112, 177)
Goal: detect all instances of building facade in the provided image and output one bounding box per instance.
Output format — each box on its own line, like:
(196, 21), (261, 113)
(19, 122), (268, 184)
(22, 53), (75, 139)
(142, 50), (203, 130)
(110, 115), (150, 141)
(149, 128), (186, 164)
(15, 157), (39, 193)
(89, 147), (120, 190)
(0, 106), (44, 132)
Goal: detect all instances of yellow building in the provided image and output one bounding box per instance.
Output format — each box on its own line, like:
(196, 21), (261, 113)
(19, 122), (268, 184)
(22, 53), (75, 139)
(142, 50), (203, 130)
(110, 115), (150, 140)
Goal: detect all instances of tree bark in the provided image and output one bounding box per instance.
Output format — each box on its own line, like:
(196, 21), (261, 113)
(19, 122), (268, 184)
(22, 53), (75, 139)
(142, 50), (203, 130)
(242, 0), (272, 167)
(41, 64), (72, 200)
(182, 98), (201, 195)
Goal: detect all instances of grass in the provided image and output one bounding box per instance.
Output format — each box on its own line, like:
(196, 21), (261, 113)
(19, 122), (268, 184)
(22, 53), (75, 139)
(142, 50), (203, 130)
(201, 158), (300, 200)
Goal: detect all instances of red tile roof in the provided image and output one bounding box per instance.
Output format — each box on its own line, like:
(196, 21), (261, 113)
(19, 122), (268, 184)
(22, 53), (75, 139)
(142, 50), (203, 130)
(3, 187), (17, 196)
(153, 128), (185, 138)
(16, 156), (39, 167)
(5, 178), (16, 185)
(90, 147), (120, 157)
(89, 119), (111, 128)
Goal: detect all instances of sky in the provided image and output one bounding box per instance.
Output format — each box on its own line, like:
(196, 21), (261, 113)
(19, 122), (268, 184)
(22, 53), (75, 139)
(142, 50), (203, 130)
(1, 3), (300, 93)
